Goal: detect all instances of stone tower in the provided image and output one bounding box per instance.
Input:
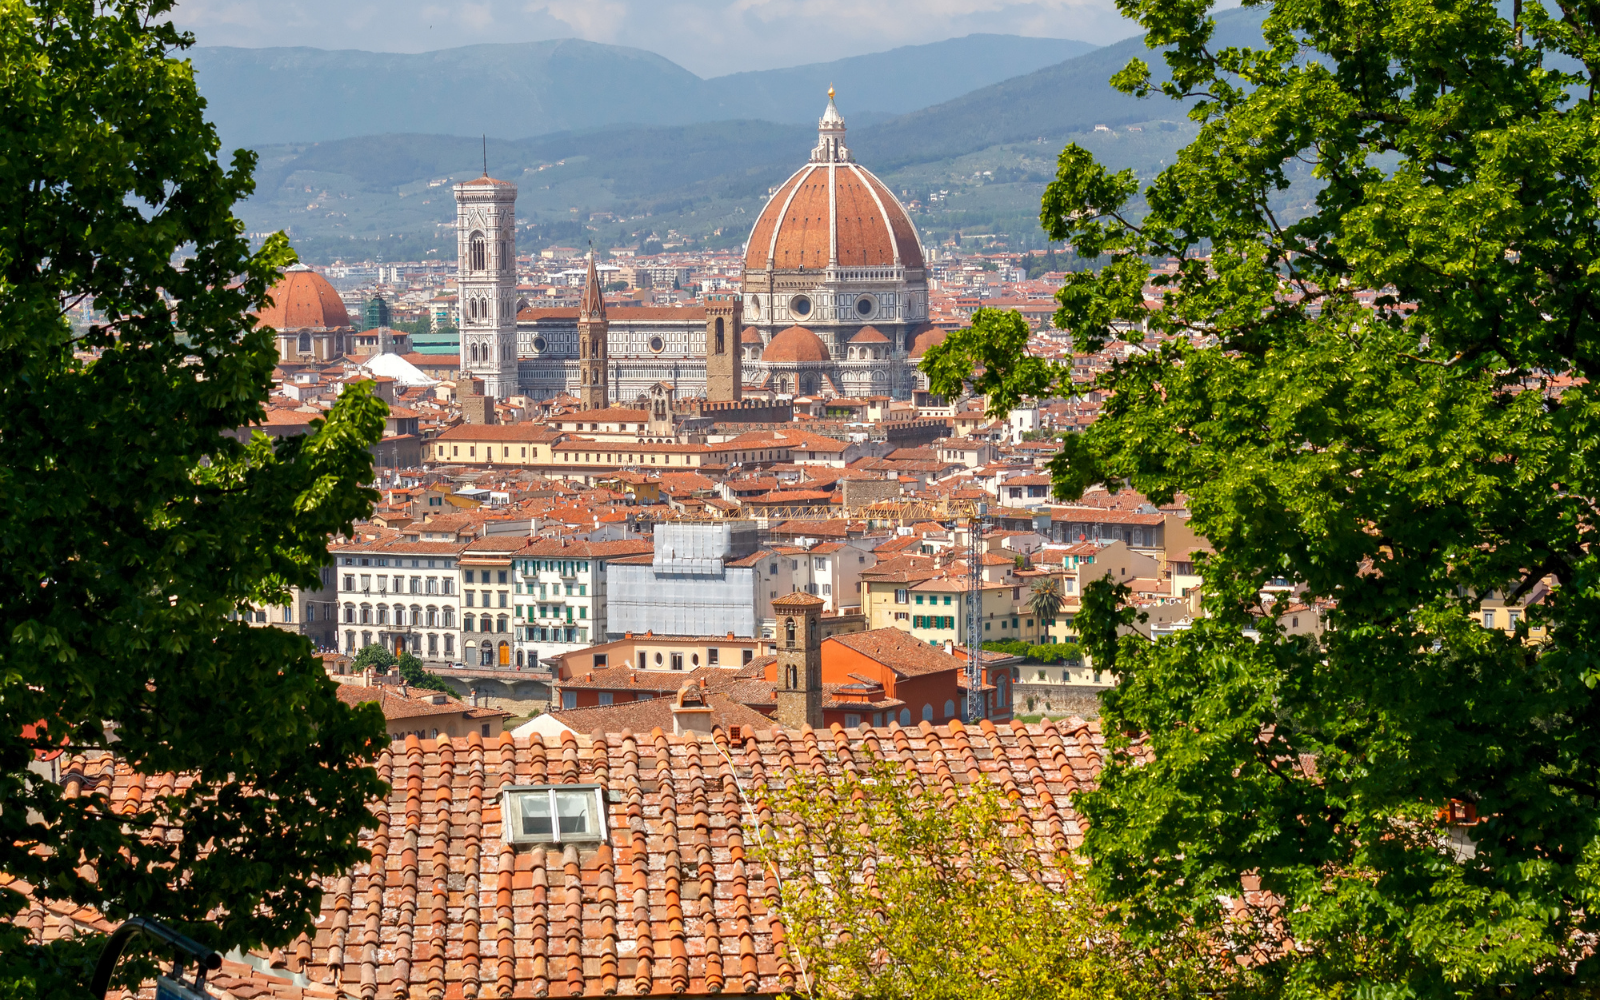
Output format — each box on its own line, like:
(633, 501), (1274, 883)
(704, 293), (742, 403)
(773, 592), (826, 730)
(454, 173), (519, 399)
(578, 250), (609, 410)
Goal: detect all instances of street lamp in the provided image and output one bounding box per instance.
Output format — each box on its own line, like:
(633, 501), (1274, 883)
(91, 916), (221, 1000)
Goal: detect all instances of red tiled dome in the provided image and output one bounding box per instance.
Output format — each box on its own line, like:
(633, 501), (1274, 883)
(745, 165), (924, 272)
(848, 326), (890, 344)
(762, 325), (831, 364)
(256, 267), (351, 330)
(908, 324), (948, 359)
(740, 326), (764, 345)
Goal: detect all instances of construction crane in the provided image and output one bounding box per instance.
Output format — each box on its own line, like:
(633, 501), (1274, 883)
(965, 502), (988, 723)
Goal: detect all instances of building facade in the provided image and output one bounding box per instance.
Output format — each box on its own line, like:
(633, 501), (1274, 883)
(461, 94), (931, 403)
(512, 538), (653, 668)
(331, 540), (464, 665)
(456, 174), (519, 398)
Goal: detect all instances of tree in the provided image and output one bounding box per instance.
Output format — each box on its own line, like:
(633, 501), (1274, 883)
(397, 651), (455, 695)
(1029, 575), (1065, 624)
(0, 1), (388, 993)
(351, 643), (398, 672)
(754, 756), (1227, 1000)
(923, 0), (1600, 993)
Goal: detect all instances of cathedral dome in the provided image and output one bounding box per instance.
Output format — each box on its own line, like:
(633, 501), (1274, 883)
(848, 326), (889, 344)
(257, 266), (351, 330)
(908, 324), (948, 359)
(740, 326), (764, 345)
(763, 325), (832, 364)
(744, 95), (924, 272)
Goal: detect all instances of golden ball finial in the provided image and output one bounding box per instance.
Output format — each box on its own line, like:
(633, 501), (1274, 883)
(828, 85), (835, 100)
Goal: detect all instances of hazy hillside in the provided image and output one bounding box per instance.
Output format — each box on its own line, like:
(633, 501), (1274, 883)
(854, 5), (1269, 170)
(236, 8), (1279, 263)
(705, 35), (1097, 125)
(192, 34), (1099, 150)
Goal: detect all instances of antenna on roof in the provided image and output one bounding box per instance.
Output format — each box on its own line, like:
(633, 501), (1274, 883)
(482, 134), (487, 176)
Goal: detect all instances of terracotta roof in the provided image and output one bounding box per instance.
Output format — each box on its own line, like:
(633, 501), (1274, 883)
(826, 627), (968, 677)
(35, 719), (1105, 998)
(257, 268), (351, 331)
(740, 326), (764, 345)
(544, 691), (775, 736)
(761, 326), (830, 364)
(744, 163), (924, 271)
(908, 324), (947, 359)
(435, 423), (559, 442)
(516, 538), (654, 559)
(335, 682), (509, 723)
(847, 325), (889, 344)
(772, 591), (828, 608)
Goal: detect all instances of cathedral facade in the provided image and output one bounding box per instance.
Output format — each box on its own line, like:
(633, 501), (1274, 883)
(458, 93), (932, 404)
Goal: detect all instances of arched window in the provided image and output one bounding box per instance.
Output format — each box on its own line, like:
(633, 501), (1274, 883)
(470, 232), (486, 271)
(411, 605), (422, 625)
(463, 614), (475, 633)
(944, 699), (956, 720)
(298, 332), (311, 354)
(359, 604), (371, 625)
(785, 617), (796, 648)
(922, 704), (934, 722)
(343, 603), (355, 623)
(714, 317), (725, 354)
(899, 708), (911, 726)
(497, 615), (508, 633)
(377, 606), (388, 626)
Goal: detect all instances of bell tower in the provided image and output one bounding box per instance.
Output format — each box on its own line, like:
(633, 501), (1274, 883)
(578, 250), (609, 410)
(774, 592), (826, 730)
(704, 293), (742, 403)
(454, 172), (519, 399)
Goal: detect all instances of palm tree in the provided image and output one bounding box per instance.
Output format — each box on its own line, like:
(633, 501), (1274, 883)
(1028, 575), (1063, 626)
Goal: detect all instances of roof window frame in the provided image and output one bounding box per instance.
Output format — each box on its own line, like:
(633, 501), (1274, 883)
(501, 784), (608, 846)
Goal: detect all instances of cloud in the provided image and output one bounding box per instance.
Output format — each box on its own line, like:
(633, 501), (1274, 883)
(171, 0), (1142, 71)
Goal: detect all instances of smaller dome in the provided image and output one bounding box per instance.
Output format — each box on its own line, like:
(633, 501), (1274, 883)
(848, 326), (889, 344)
(763, 325), (832, 364)
(257, 266), (351, 331)
(908, 324), (948, 359)
(740, 326), (764, 345)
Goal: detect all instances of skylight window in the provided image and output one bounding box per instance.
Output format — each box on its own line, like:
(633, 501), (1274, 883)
(502, 785), (606, 845)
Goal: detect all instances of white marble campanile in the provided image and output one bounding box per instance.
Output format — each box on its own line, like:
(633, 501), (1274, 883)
(455, 173), (519, 399)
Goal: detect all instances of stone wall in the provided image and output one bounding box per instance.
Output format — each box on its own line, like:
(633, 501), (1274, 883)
(1014, 681), (1109, 720)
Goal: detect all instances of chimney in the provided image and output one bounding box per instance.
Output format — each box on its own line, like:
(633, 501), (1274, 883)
(398, 682), (409, 698)
(363, 667), (374, 687)
(671, 682), (714, 736)
(944, 640), (954, 657)
(469, 688), (479, 707)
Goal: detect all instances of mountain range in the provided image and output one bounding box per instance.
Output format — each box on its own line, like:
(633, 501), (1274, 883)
(221, 8), (1272, 263)
(191, 34), (1098, 150)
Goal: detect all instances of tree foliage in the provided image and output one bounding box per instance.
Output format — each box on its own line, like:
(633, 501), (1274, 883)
(923, 0), (1600, 994)
(754, 756), (1228, 1000)
(351, 643), (398, 672)
(1029, 575), (1065, 623)
(398, 651), (455, 695)
(0, 0), (388, 993)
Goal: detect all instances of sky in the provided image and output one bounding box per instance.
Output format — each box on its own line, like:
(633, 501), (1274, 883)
(170, 0), (1144, 76)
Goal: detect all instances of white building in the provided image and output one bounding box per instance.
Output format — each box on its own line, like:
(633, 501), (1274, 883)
(331, 540), (465, 665)
(512, 538), (653, 668)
